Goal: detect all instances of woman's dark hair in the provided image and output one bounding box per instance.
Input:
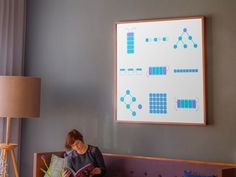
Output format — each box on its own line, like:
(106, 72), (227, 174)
(65, 129), (84, 149)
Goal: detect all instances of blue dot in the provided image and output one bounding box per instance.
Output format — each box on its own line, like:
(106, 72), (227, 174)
(188, 36), (192, 40)
(153, 110), (156, 113)
(126, 90), (130, 95)
(132, 97), (136, 102)
(138, 104), (142, 109)
(184, 44), (188, 48)
(145, 38), (149, 42)
(194, 44), (198, 48)
(174, 69), (176, 73)
(164, 110), (167, 114)
(163, 37), (167, 41)
(149, 93), (152, 97)
(149, 110), (152, 113)
(178, 36), (182, 40)
(164, 93), (167, 97)
(132, 112), (136, 116)
(174, 44), (177, 49)
(160, 110), (163, 114)
(120, 97), (124, 102)
(157, 110), (160, 114)
(183, 28), (187, 32)
(154, 38), (158, 42)
(126, 104), (130, 109)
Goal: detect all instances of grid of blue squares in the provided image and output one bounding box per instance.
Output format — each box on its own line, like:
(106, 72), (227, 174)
(149, 67), (167, 75)
(174, 69), (198, 73)
(149, 93), (167, 114)
(127, 32), (134, 54)
(177, 99), (196, 109)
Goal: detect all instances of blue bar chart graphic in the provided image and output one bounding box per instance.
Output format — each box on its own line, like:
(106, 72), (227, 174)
(127, 32), (134, 54)
(177, 99), (197, 109)
(149, 67), (167, 75)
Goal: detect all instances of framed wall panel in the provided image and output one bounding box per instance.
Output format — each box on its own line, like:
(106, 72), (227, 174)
(114, 16), (206, 125)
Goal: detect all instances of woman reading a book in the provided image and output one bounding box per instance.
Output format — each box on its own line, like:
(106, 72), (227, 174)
(63, 129), (106, 177)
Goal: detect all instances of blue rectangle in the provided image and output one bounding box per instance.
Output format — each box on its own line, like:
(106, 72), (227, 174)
(181, 100), (185, 108)
(177, 100), (181, 108)
(127, 50), (134, 54)
(163, 67), (166, 74)
(159, 68), (163, 75)
(189, 100), (193, 108)
(127, 36), (134, 40)
(127, 41), (134, 45)
(193, 100), (196, 108)
(185, 100), (188, 108)
(127, 46), (134, 50)
(149, 68), (152, 75)
(127, 32), (134, 36)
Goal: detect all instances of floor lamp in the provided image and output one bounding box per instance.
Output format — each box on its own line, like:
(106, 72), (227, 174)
(0, 76), (41, 177)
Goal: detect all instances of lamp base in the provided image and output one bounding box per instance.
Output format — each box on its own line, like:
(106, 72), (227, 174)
(0, 143), (19, 177)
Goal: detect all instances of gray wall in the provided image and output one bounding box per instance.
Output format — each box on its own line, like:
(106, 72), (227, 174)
(21, 0), (236, 176)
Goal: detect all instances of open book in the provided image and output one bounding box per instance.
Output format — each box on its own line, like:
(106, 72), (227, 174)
(64, 163), (95, 177)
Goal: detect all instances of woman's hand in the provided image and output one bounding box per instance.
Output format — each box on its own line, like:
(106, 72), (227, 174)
(90, 167), (102, 176)
(63, 169), (71, 177)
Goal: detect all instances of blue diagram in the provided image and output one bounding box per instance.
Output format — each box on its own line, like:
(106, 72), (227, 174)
(149, 67), (167, 75)
(120, 90), (142, 117)
(145, 36), (167, 43)
(174, 68), (198, 73)
(127, 32), (134, 54)
(119, 68), (143, 75)
(149, 93), (167, 114)
(177, 99), (197, 109)
(173, 28), (198, 49)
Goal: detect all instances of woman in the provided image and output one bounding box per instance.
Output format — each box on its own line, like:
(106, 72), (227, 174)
(63, 129), (106, 177)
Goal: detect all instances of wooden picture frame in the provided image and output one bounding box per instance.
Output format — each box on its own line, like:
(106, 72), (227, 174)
(114, 16), (206, 125)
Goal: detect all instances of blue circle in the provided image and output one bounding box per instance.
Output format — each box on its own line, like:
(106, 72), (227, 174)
(174, 69), (176, 73)
(126, 90), (130, 95)
(126, 104), (130, 109)
(184, 44), (188, 48)
(157, 110), (160, 114)
(188, 36), (192, 40)
(164, 110), (167, 114)
(120, 97), (124, 102)
(138, 104), (142, 109)
(160, 110), (163, 114)
(132, 112), (136, 116)
(154, 38), (158, 42)
(183, 28), (187, 32)
(194, 44), (198, 48)
(149, 93), (152, 97)
(149, 102), (152, 105)
(174, 44), (177, 49)
(178, 36), (182, 40)
(145, 38), (149, 42)
(132, 97), (136, 102)
(150, 110), (152, 113)
(163, 37), (167, 41)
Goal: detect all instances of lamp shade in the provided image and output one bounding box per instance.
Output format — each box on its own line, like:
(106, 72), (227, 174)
(0, 76), (41, 118)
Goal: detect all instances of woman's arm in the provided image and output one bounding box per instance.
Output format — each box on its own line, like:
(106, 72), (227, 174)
(92, 147), (106, 175)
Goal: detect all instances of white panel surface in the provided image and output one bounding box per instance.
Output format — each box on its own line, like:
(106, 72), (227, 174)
(115, 17), (206, 124)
